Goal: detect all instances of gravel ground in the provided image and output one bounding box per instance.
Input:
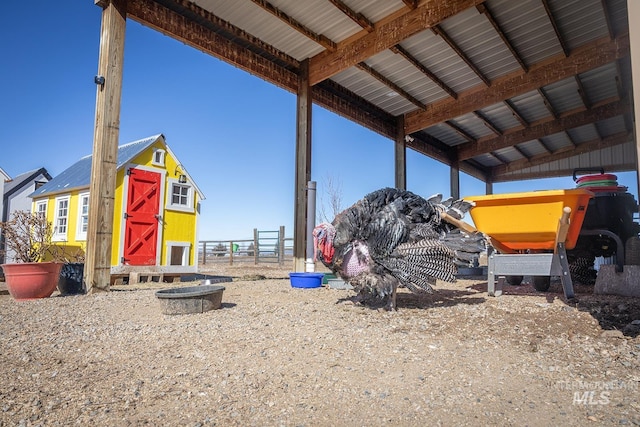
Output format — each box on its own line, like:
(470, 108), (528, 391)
(1, 264), (639, 426)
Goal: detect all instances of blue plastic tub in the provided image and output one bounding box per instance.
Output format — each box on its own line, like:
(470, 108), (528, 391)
(289, 272), (324, 288)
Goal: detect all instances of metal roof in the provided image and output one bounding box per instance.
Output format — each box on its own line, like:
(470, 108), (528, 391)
(31, 134), (164, 197)
(120, 0), (635, 183)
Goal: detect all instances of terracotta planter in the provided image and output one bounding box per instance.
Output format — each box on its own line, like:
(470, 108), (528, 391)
(1, 262), (63, 301)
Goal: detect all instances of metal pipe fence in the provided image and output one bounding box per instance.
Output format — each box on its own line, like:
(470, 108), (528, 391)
(198, 226), (293, 266)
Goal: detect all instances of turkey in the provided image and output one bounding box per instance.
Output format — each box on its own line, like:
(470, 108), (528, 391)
(313, 187), (486, 310)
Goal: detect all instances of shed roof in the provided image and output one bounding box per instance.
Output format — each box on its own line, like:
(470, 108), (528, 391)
(120, 0), (636, 183)
(31, 134), (205, 200)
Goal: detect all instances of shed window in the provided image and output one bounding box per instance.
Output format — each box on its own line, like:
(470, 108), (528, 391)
(76, 193), (90, 240)
(152, 149), (166, 167)
(166, 179), (194, 213)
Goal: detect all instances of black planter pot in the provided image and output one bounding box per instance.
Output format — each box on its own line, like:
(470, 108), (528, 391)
(58, 263), (85, 295)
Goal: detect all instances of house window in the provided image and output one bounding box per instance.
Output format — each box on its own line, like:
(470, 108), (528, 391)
(53, 196), (70, 241)
(76, 193), (90, 240)
(35, 200), (47, 219)
(166, 179), (194, 212)
(152, 149), (166, 167)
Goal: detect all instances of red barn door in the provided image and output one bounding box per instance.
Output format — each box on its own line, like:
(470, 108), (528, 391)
(123, 168), (161, 265)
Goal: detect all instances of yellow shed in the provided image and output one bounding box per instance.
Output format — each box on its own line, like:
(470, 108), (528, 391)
(30, 134), (204, 280)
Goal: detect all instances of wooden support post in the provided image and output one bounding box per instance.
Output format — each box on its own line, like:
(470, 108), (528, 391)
(395, 115), (406, 190)
(229, 241), (233, 265)
(294, 59), (312, 272)
(85, 0), (127, 293)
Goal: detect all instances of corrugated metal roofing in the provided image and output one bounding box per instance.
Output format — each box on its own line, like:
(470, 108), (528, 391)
(126, 0), (634, 183)
(32, 134), (163, 197)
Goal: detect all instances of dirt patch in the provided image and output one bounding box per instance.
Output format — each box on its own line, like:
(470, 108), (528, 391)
(1, 264), (639, 426)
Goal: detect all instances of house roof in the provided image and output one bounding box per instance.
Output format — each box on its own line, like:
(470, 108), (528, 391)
(4, 168), (52, 198)
(31, 134), (205, 200)
(120, 0), (636, 183)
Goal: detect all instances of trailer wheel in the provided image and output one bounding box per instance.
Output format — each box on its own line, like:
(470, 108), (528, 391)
(533, 276), (551, 292)
(506, 275), (523, 286)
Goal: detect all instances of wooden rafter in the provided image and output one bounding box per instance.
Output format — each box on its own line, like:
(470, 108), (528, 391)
(490, 151), (509, 164)
(249, 0), (337, 51)
(492, 131), (632, 177)
(390, 45), (458, 99)
(445, 120), (475, 143)
(541, 0), (569, 57)
(536, 138), (553, 154)
(356, 62), (426, 110)
(126, 0), (399, 141)
(404, 34), (630, 133)
(600, 0), (614, 40)
(473, 110), (502, 135)
(575, 75), (591, 108)
(537, 88), (558, 119)
(313, 80), (397, 139)
(431, 25), (490, 86)
(503, 100), (528, 127)
(512, 145), (530, 159)
(457, 98), (630, 160)
(477, 3), (527, 71)
(402, 0), (418, 9)
(127, 0), (299, 91)
(308, 0), (484, 85)
(327, 0), (374, 32)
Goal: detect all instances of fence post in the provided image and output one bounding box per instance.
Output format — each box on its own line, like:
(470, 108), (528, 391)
(229, 241), (234, 265)
(202, 241), (207, 265)
(253, 228), (259, 265)
(279, 225), (285, 266)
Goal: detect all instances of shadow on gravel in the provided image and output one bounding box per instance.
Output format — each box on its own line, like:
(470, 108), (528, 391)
(336, 288), (486, 311)
(467, 279), (640, 338)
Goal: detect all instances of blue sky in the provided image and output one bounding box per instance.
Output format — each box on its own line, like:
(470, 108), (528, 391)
(1, 2), (638, 240)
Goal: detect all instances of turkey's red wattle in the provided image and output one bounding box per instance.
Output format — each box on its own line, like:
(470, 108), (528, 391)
(321, 244), (335, 263)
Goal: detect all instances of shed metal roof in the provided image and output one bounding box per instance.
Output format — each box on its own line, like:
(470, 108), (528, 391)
(117, 0), (635, 183)
(31, 134), (168, 197)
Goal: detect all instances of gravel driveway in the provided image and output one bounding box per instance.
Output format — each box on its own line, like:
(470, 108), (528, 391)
(1, 265), (639, 426)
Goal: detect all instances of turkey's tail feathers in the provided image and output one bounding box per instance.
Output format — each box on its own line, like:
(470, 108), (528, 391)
(384, 239), (458, 287)
(443, 229), (486, 267)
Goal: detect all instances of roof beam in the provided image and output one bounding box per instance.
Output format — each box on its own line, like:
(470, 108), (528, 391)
(355, 62), (426, 110)
(431, 25), (490, 86)
(312, 80), (397, 139)
(126, 0), (397, 141)
(127, 0), (299, 91)
(473, 110), (502, 135)
(445, 120), (476, 143)
(457, 98), (630, 160)
(491, 131), (632, 178)
(541, 0), (569, 56)
(327, 0), (374, 32)
(477, 3), (527, 71)
(503, 100), (528, 127)
(405, 34), (630, 133)
(249, 0), (336, 51)
(308, 0), (484, 85)
(537, 88), (558, 119)
(390, 45), (458, 99)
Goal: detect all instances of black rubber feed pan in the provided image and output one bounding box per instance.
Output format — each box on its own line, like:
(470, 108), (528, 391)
(156, 285), (226, 315)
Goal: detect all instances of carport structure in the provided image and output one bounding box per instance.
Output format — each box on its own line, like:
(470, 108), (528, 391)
(85, 0), (640, 290)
